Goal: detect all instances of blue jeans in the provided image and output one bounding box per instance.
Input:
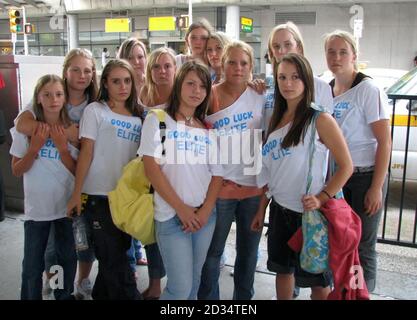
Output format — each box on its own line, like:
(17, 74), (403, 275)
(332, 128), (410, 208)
(127, 239), (143, 272)
(44, 211), (95, 272)
(343, 172), (388, 292)
(198, 196), (262, 300)
(156, 210), (216, 300)
(21, 218), (77, 300)
(44, 224), (58, 272)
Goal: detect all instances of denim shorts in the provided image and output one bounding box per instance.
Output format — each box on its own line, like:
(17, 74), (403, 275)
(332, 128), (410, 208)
(267, 199), (332, 288)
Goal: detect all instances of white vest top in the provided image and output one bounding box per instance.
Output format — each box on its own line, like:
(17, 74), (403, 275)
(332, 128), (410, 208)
(257, 119), (328, 213)
(205, 87), (266, 186)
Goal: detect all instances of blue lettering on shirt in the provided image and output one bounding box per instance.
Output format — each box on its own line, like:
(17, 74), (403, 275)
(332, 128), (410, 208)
(262, 138), (291, 160)
(110, 117), (141, 142)
(176, 140), (207, 156)
(38, 139), (61, 160)
(117, 128), (140, 142)
(264, 91), (274, 110)
(334, 102), (350, 119)
(167, 129), (212, 156)
(233, 111), (253, 122)
(213, 117), (230, 129)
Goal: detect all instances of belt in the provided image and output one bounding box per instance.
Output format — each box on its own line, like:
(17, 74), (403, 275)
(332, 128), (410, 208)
(353, 166), (374, 174)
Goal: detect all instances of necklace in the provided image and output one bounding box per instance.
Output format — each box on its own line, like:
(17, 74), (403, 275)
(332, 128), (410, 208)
(178, 110), (194, 125)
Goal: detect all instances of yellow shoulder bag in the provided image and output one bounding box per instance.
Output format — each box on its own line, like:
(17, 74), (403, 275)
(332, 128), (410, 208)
(108, 109), (166, 245)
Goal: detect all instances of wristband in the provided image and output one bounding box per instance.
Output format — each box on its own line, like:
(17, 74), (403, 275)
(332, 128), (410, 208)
(321, 189), (332, 199)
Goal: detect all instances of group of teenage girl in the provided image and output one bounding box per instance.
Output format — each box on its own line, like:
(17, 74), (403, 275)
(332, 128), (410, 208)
(10, 18), (391, 300)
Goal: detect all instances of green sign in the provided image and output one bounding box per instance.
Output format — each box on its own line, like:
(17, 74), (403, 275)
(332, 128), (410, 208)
(241, 25), (252, 33)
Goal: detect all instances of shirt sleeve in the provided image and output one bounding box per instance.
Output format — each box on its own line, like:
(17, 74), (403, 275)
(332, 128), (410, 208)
(9, 127), (29, 158)
(13, 100), (35, 126)
(208, 137), (223, 177)
(314, 77), (334, 114)
(79, 103), (100, 141)
(137, 113), (163, 159)
(362, 80), (390, 124)
(256, 153), (269, 188)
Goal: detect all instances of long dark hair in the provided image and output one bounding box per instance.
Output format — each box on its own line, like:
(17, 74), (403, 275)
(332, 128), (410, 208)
(96, 59), (143, 118)
(166, 60), (211, 123)
(266, 53), (315, 148)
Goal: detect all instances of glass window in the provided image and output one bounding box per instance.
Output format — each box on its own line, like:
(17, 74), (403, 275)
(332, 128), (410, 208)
(39, 33), (63, 46)
(79, 32), (91, 45)
(39, 46), (65, 56)
(91, 31), (119, 44)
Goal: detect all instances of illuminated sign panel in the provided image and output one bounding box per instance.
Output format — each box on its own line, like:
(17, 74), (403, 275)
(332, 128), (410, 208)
(149, 16), (176, 31)
(105, 18), (131, 33)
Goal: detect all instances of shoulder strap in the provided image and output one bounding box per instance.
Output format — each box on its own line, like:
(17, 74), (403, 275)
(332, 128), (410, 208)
(351, 72), (371, 88)
(306, 111), (322, 195)
(148, 109), (167, 156)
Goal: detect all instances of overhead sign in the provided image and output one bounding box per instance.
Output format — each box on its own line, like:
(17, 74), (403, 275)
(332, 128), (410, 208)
(105, 18), (131, 33)
(149, 16), (176, 31)
(176, 15), (189, 29)
(241, 16), (253, 33)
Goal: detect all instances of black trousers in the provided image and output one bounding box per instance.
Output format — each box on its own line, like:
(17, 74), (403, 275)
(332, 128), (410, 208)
(84, 195), (142, 300)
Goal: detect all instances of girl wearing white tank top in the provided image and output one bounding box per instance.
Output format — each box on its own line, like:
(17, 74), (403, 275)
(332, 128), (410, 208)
(198, 41), (266, 300)
(251, 53), (352, 300)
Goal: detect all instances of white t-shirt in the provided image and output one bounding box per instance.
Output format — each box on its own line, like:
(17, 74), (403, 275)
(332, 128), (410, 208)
(333, 79), (390, 167)
(9, 128), (78, 221)
(175, 54), (188, 69)
(257, 119), (328, 213)
(263, 76), (333, 131)
(79, 101), (142, 195)
(314, 76), (334, 114)
(205, 87), (266, 186)
(138, 112), (223, 222)
(66, 99), (89, 124)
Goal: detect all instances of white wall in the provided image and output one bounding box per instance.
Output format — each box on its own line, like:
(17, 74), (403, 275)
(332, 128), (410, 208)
(260, 3), (417, 74)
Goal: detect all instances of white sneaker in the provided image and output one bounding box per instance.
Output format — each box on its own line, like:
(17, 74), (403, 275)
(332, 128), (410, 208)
(75, 278), (92, 300)
(42, 278), (53, 297)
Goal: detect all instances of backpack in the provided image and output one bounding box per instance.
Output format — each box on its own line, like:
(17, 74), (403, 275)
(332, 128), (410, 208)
(108, 109), (166, 245)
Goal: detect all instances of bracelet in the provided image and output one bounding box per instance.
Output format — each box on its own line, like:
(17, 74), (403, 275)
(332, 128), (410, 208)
(321, 190), (332, 199)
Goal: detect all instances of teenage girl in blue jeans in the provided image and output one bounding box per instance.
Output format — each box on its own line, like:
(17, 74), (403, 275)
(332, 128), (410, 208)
(198, 41), (266, 300)
(140, 61), (223, 300)
(11, 75), (78, 300)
